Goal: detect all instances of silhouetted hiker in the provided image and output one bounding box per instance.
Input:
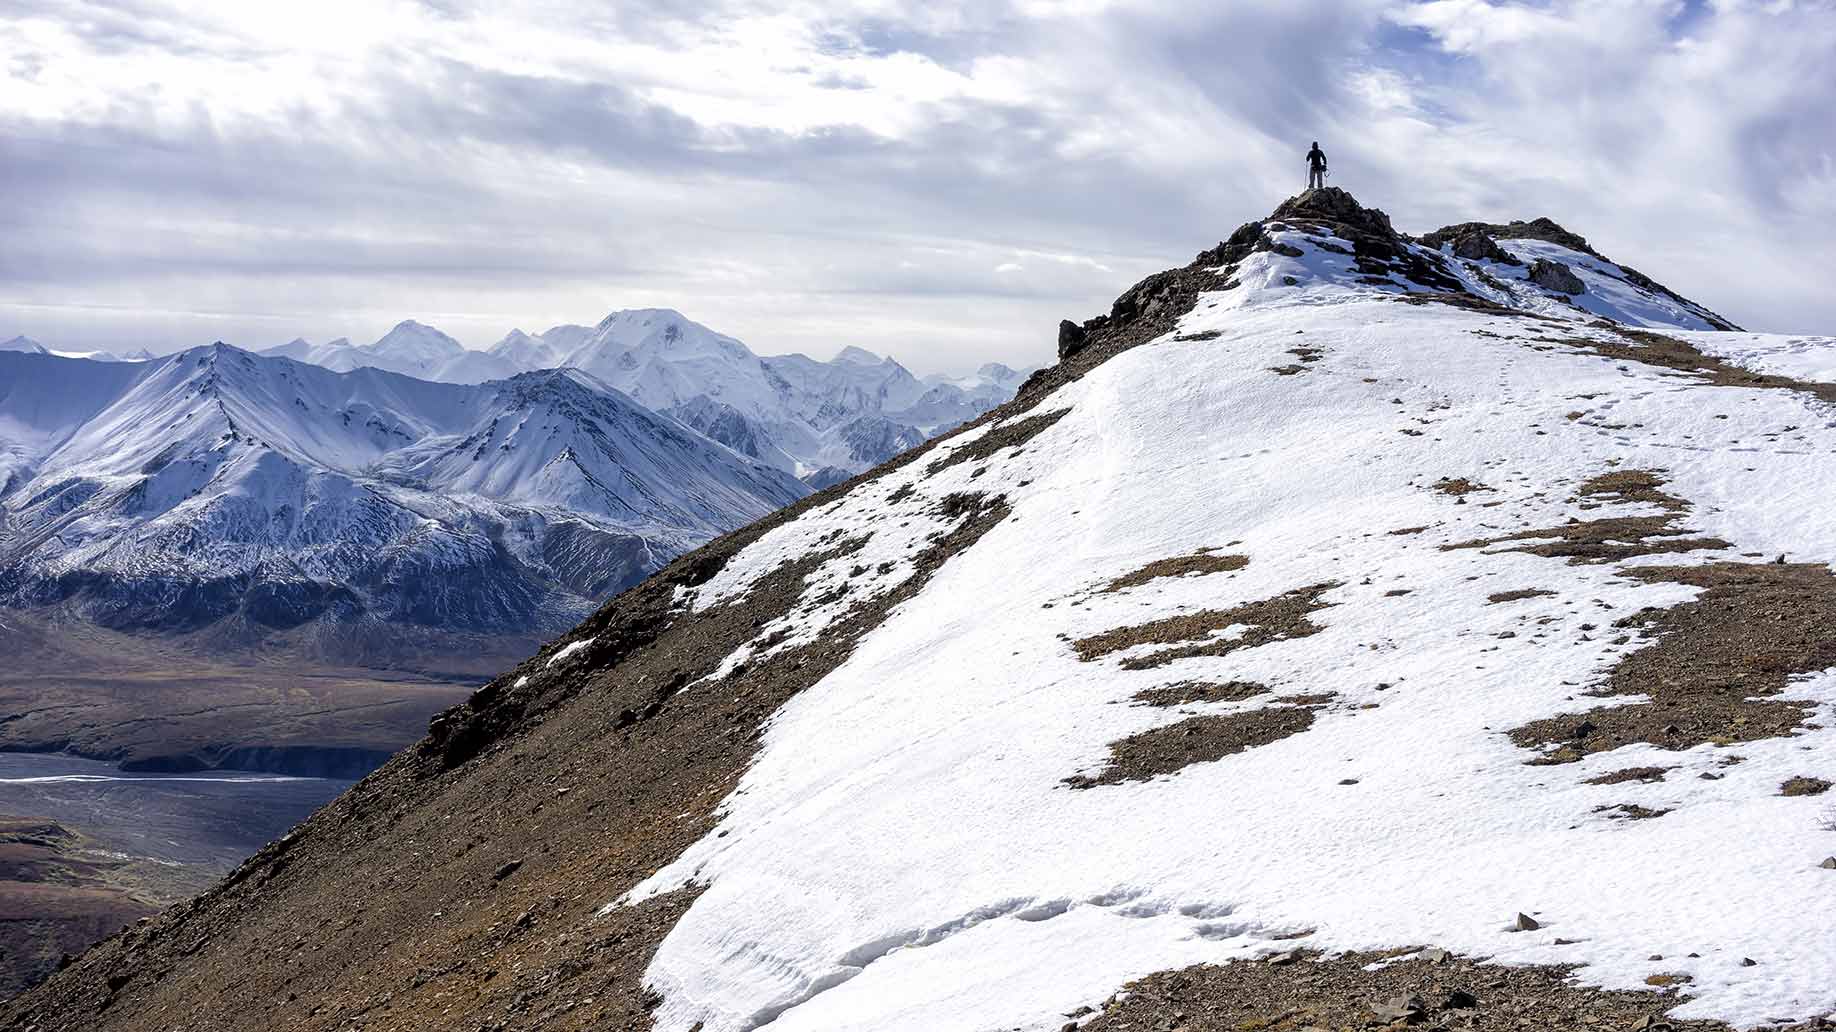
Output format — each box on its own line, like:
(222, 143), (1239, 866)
(1306, 142), (1328, 190)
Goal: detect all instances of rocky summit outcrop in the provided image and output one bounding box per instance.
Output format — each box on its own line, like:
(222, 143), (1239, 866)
(1419, 215), (1604, 258)
(7, 189), (1828, 1032)
(1529, 256), (1588, 295)
(1446, 228), (1523, 265)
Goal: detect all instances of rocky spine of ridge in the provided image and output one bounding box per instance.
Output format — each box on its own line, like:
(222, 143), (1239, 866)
(1052, 187), (1462, 378)
(1417, 216), (1742, 330)
(0, 188), (1785, 1032)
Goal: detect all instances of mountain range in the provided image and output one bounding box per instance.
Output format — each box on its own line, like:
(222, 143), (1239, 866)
(2, 334), (156, 363)
(0, 345), (806, 645)
(1, 311), (1025, 645)
(258, 309), (1030, 484)
(13, 188), (1834, 1031)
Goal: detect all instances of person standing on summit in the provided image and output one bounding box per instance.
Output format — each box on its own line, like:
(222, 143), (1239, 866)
(1306, 141), (1328, 190)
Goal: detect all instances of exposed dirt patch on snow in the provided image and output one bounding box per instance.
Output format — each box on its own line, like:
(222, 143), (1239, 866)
(1271, 346), (1323, 376)
(1449, 514), (1726, 564)
(925, 408), (1070, 476)
(1512, 562), (1836, 763)
(1100, 553), (1248, 594)
(1781, 777), (1831, 797)
(1130, 681), (1270, 708)
(1578, 469), (1687, 511)
(1433, 477), (1493, 497)
(1488, 588), (1555, 604)
(1446, 470), (1729, 565)
(1584, 766), (1672, 786)
(1074, 583), (1337, 670)
(1558, 327), (1836, 403)
(1064, 707), (1316, 789)
(1595, 803), (1672, 821)
(1072, 948), (1754, 1032)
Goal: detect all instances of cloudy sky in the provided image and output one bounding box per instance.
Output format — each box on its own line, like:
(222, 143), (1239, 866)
(3, 0), (1833, 373)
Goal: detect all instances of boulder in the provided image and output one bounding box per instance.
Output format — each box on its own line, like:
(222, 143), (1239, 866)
(1057, 320), (1088, 361)
(1528, 258), (1587, 295)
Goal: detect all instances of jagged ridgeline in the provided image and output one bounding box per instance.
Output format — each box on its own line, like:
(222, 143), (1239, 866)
(12, 189), (1836, 1031)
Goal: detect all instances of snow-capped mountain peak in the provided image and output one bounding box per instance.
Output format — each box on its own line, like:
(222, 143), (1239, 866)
(487, 329), (556, 369)
(833, 345), (885, 366)
(365, 319), (466, 371)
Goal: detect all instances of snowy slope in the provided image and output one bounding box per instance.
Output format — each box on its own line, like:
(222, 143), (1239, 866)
(598, 192), (1836, 1031)
(0, 352), (154, 498)
(0, 346), (807, 635)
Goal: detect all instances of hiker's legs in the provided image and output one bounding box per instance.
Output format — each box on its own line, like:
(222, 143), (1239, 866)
(1308, 168), (1323, 189)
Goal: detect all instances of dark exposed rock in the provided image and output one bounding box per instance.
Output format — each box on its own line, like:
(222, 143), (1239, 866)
(1446, 229), (1522, 265)
(1058, 319), (1089, 360)
(1422, 217), (1602, 258)
(1529, 258), (1588, 295)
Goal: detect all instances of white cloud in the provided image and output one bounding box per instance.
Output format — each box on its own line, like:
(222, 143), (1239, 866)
(1, 0), (1832, 368)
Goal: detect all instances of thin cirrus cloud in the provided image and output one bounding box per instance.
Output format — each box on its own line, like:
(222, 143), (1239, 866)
(1, 0), (1831, 372)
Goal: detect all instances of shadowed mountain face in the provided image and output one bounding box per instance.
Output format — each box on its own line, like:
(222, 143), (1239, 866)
(10, 191), (1835, 1031)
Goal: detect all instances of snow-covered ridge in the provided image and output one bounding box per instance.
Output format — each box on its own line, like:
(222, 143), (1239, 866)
(0, 344), (807, 635)
(607, 192), (1836, 1030)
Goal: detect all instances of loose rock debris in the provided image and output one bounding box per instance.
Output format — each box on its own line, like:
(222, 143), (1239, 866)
(1070, 948), (1778, 1032)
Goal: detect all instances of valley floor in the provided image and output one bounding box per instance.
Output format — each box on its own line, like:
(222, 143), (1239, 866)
(0, 611), (496, 773)
(0, 754), (350, 995)
(0, 611), (490, 995)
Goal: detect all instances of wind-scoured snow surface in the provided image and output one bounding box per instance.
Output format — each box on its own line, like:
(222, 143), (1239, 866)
(615, 229), (1836, 1030)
